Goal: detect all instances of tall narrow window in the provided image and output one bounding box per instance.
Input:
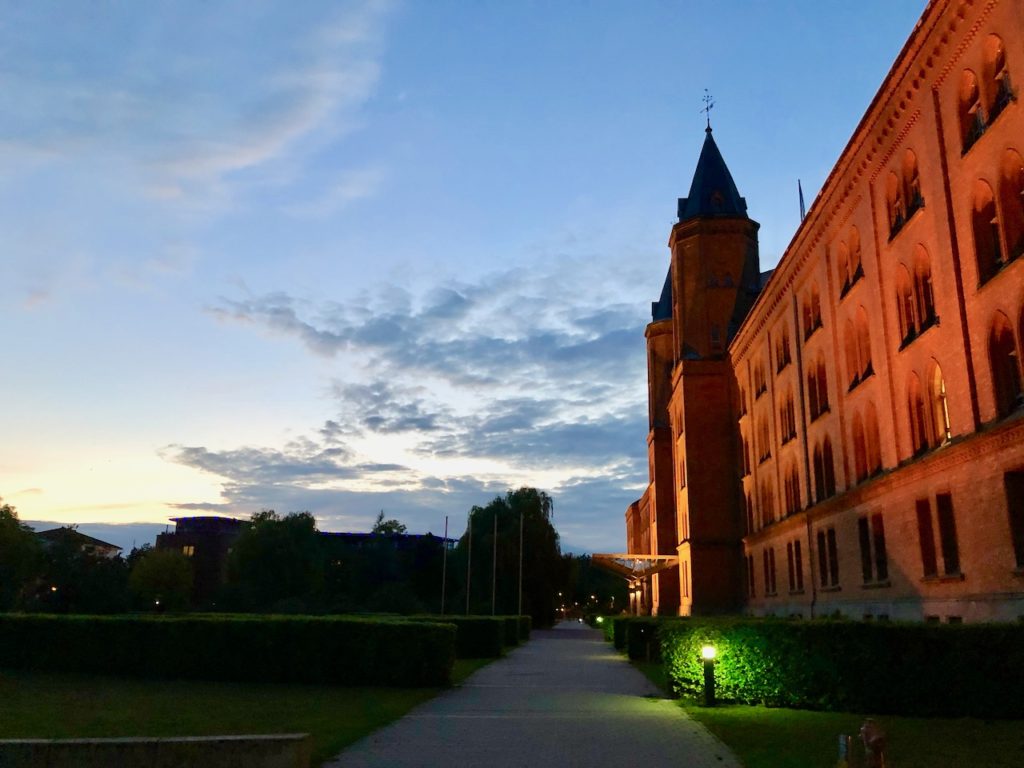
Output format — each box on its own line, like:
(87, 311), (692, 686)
(817, 530), (828, 586)
(808, 369), (820, 419)
(896, 264), (917, 344)
(837, 242), (851, 295)
(903, 150), (923, 218)
(999, 149), (1024, 262)
(1005, 471), (1024, 569)
(747, 554), (756, 597)
(823, 437), (836, 498)
(930, 364), (952, 444)
(913, 245), (937, 329)
(849, 228), (863, 283)
(845, 320), (860, 389)
(908, 373), (930, 455)
(872, 515), (889, 582)
(852, 413), (868, 483)
(936, 493), (961, 576)
(916, 499), (938, 577)
(856, 307), (873, 380)
(811, 286), (822, 331)
(763, 550), (770, 595)
(786, 542), (795, 592)
(745, 492), (754, 534)
(983, 34), (1015, 123)
(826, 528), (840, 586)
(886, 171), (905, 238)
(768, 548), (777, 595)
(817, 354), (830, 413)
(973, 179), (1002, 283)
(959, 69), (985, 154)
(858, 516), (873, 583)
(813, 445), (825, 502)
(990, 313), (1023, 419)
(865, 402), (882, 475)
(794, 540), (804, 591)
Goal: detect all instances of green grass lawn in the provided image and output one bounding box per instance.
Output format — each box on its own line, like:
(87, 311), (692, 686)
(631, 660), (1024, 768)
(685, 704), (1024, 768)
(0, 659), (491, 765)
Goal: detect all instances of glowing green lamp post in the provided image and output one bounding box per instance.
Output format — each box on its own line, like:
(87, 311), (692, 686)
(701, 645), (717, 707)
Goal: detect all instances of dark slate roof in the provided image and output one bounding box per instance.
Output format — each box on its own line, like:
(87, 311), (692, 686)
(35, 527), (121, 551)
(651, 268), (672, 321)
(677, 127), (747, 222)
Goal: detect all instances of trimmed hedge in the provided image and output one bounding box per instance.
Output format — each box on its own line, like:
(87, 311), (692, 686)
(410, 616), (505, 658)
(501, 616), (520, 646)
(0, 614), (455, 687)
(517, 615), (531, 642)
(658, 617), (1024, 719)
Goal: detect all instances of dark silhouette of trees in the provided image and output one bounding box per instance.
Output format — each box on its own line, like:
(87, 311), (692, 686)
(223, 510), (324, 611)
(128, 548), (192, 612)
(371, 511), (407, 535)
(0, 503), (42, 610)
(451, 488), (564, 627)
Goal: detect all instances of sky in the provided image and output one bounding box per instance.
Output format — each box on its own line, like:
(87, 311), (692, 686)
(0, 0), (926, 553)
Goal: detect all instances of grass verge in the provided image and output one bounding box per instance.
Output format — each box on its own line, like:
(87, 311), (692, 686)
(629, 658), (1023, 768)
(0, 659), (493, 765)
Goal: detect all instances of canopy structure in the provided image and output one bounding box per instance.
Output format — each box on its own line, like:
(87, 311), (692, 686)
(592, 553), (679, 581)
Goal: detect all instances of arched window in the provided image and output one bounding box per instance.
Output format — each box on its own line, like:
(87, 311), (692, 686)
(972, 179), (1002, 283)
(886, 171), (905, 238)
(896, 263), (917, 344)
(758, 416), (772, 462)
(982, 34), (1015, 123)
(738, 387), (748, 417)
(849, 227), (863, 281)
(929, 363), (952, 444)
(811, 284), (822, 330)
(745, 492), (754, 534)
(856, 306), (873, 380)
(908, 373), (930, 455)
(807, 368), (819, 419)
(865, 401), (882, 476)
(761, 478), (775, 525)
(783, 463), (800, 517)
(999, 149), (1024, 262)
(802, 297), (813, 341)
(823, 438), (836, 497)
(844, 319), (860, 389)
(852, 413), (868, 483)
(776, 323), (792, 372)
(812, 444), (825, 502)
(959, 69), (985, 153)
(904, 149), (923, 217)
(780, 387), (796, 443)
(990, 312), (1023, 419)
(912, 245), (937, 329)
(816, 353), (830, 413)
(837, 241), (851, 295)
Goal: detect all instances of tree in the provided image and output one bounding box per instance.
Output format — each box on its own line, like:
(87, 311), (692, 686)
(371, 510), (407, 535)
(0, 502), (42, 610)
(129, 548), (193, 612)
(224, 510), (323, 610)
(454, 488), (564, 627)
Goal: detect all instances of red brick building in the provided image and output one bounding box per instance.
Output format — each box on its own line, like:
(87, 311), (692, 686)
(618, 0), (1024, 623)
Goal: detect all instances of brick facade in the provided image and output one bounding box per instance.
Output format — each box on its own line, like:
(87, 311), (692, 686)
(625, 0), (1024, 622)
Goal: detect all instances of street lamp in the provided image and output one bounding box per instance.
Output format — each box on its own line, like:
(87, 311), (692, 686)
(701, 645), (717, 707)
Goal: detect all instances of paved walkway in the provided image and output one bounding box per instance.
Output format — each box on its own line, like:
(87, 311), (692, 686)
(327, 621), (741, 767)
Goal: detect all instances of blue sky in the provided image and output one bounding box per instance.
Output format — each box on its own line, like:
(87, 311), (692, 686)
(1, 0), (925, 552)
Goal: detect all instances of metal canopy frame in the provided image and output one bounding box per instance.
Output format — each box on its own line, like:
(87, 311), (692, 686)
(592, 553), (679, 581)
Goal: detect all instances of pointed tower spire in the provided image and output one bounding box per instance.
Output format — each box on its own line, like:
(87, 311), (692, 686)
(677, 126), (748, 222)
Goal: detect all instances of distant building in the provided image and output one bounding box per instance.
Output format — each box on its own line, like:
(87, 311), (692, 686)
(35, 527), (122, 559)
(156, 516), (245, 604)
(606, 0), (1024, 623)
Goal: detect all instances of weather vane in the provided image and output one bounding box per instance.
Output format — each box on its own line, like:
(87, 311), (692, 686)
(702, 89), (715, 129)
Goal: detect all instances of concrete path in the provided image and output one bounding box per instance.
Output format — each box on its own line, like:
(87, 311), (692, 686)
(326, 621), (741, 767)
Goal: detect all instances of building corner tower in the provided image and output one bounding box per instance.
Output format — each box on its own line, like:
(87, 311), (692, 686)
(666, 126), (760, 614)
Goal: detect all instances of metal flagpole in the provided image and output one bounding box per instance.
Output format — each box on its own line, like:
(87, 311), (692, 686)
(517, 509), (524, 616)
(441, 515), (448, 615)
(465, 512), (473, 615)
(491, 512), (497, 616)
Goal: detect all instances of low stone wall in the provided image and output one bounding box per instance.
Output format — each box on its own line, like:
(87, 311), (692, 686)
(0, 733), (311, 768)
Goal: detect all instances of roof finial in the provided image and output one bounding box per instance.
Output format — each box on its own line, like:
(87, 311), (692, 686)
(701, 89), (715, 132)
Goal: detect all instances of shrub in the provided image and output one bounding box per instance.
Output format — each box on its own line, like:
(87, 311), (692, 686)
(517, 615), (531, 642)
(0, 614), (455, 687)
(501, 616), (520, 646)
(409, 616), (505, 658)
(658, 617), (1024, 719)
